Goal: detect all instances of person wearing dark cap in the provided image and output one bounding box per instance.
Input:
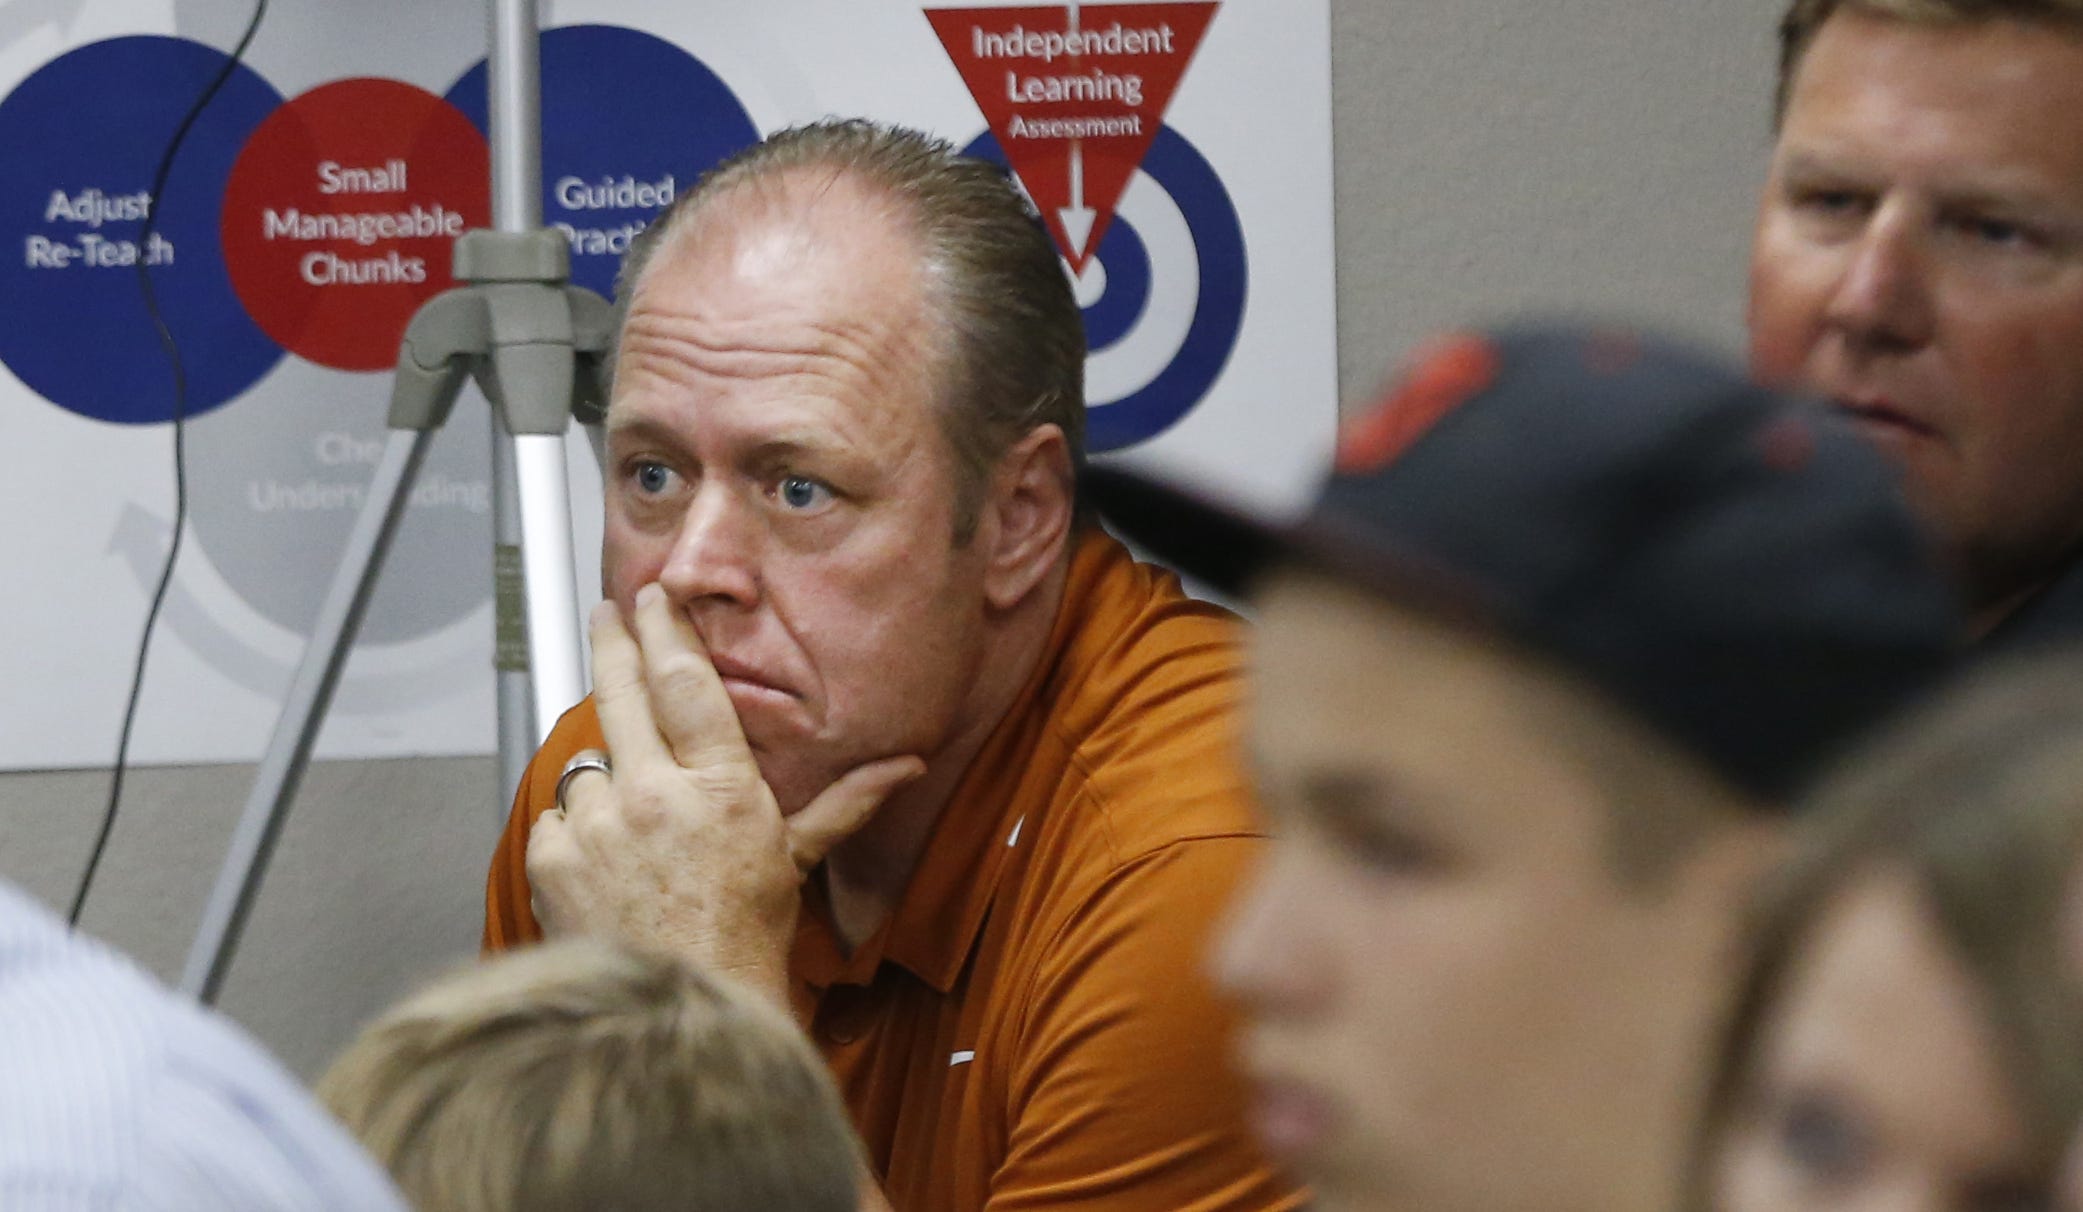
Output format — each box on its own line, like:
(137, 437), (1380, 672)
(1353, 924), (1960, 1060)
(1090, 326), (1963, 1212)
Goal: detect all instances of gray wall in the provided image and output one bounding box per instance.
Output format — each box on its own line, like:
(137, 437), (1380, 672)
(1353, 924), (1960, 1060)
(0, 0), (1783, 1078)
(0, 758), (495, 1075)
(1331, 0), (1776, 392)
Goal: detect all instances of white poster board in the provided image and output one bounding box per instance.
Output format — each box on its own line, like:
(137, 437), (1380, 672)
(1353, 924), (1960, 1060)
(0, 0), (1335, 768)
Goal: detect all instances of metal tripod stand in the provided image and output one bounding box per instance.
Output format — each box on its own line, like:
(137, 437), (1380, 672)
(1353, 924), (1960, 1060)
(179, 0), (606, 1003)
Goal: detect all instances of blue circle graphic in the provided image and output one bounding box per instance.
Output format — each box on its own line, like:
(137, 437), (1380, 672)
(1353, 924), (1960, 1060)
(965, 126), (1248, 451)
(448, 25), (760, 300)
(1080, 218), (1151, 354)
(0, 36), (286, 425)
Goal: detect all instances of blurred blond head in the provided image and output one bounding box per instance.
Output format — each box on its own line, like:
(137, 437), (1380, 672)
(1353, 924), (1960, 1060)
(317, 939), (860, 1212)
(1697, 653), (2083, 1212)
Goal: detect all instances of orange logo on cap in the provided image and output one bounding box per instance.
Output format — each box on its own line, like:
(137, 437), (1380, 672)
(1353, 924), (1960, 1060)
(1336, 332), (1502, 474)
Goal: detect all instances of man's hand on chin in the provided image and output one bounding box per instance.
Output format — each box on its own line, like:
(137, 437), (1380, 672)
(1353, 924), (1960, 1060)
(525, 584), (925, 1006)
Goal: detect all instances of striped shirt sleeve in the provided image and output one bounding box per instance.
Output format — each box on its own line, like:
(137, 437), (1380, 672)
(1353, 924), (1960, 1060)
(0, 884), (406, 1211)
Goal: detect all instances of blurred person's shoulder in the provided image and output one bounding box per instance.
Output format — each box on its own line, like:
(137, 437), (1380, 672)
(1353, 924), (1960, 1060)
(0, 881), (406, 1211)
(1984, 549), (2083, 654)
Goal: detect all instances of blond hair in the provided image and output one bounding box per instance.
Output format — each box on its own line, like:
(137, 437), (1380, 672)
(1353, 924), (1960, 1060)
(1775, 0), (2083, 122)
(1689, 652), (2083, 1209)
(317, 940), (860, 1212)
(612, 118), (1087, 538)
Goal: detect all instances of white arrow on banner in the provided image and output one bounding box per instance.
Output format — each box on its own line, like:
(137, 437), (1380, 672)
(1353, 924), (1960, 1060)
(1059, 138), (1096, 259)
(1059, 1), (1090, 258)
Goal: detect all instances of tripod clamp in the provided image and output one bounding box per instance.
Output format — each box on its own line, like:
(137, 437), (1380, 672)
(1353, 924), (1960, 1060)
(391, 229), (613, 435)
(176, 230), (612, 1004)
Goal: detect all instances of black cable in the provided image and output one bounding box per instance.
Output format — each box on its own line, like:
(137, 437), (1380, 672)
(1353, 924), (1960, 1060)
(69, 0), (271, 930)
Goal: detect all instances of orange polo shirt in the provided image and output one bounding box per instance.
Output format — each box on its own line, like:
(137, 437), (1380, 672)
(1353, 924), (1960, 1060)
(485, 531), (1305, 1211)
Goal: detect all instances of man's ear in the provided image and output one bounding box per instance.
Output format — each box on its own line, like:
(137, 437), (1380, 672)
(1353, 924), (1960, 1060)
(978, 424), (1074, 611)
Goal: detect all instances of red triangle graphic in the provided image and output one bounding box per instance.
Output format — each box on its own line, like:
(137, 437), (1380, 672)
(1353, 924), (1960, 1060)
(927, 3), (1218, 273)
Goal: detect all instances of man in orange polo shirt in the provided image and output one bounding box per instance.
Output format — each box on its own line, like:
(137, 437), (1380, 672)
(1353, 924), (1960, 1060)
(483, 119), (1302, 1212)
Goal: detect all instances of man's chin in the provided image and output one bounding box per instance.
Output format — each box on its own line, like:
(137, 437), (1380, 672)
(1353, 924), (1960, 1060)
(1836, 426), (1960, 543)
(738, 711), (822, 792)
(750, 755), (831, 819)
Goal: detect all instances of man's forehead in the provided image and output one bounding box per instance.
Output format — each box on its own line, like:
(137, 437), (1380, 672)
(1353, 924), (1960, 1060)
(621, 187), (933, 361)
(607, 173), (941, 416)
(603, 306), (936, 446)
(603, 405), (861, 460)
(1778, 12), (2083, 206)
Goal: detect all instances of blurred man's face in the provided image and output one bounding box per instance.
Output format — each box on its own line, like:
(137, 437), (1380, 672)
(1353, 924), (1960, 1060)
(601, 178), (998, 814)
(1714, 867), (2041, 1212)
(1215, 570), (1762, 1212)
(1748, 10), (2083, 608)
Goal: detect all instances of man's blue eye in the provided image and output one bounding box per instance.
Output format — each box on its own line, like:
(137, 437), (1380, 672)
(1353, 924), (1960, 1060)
(635, 463), (672, 494)
(779, 475), (830, 510)
(1941, 210), (2039, 251)
(1973, 218), (2027, 247)
(1797, 188), (1866, 218)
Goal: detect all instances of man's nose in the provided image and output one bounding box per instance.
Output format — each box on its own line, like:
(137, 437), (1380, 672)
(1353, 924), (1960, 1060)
(1208, 848), (1331, 1016)
(656, 484), (761, 609)
(1822, 203), (1936, 355)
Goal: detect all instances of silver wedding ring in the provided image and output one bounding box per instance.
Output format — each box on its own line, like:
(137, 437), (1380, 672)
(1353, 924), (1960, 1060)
(553, 748), (612, 813)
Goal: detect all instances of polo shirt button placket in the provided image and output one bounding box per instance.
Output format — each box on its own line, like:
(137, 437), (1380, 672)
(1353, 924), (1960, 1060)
(818, 985), (874, 1046)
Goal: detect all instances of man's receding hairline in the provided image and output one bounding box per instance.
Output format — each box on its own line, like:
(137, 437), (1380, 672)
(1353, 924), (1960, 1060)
(620, 163), (960, 410)
(1777, 0), (2083, 126)
(634, 165), (933, 304)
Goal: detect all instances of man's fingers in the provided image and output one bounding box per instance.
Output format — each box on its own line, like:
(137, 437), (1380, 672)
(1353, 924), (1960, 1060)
(630, 583), (755, 770)
(525, 808), (576, 932)
(589, 599), (670, 768)
(552, 749), (613, 825)
(788, 756), (928, 873)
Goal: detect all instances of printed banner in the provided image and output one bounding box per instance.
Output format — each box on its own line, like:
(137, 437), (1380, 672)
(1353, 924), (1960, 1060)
(0, 0), (1335, 768)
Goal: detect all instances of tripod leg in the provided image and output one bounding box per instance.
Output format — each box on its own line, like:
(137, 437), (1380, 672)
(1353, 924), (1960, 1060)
(582, 416), (606, 473)
(492, 417), (534, 817)
(179, 428), (438, 1003)
(511, 431), (586, 740)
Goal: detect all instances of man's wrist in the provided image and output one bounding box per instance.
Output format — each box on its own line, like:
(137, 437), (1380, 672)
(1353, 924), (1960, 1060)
(696, 942), (793, 1011)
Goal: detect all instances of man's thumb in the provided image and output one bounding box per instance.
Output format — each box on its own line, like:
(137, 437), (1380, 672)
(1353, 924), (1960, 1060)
(788, 756), (928, 872)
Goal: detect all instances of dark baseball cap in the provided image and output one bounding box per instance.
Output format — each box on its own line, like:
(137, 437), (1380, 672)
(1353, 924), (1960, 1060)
(1090, 325), (1963, 802)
